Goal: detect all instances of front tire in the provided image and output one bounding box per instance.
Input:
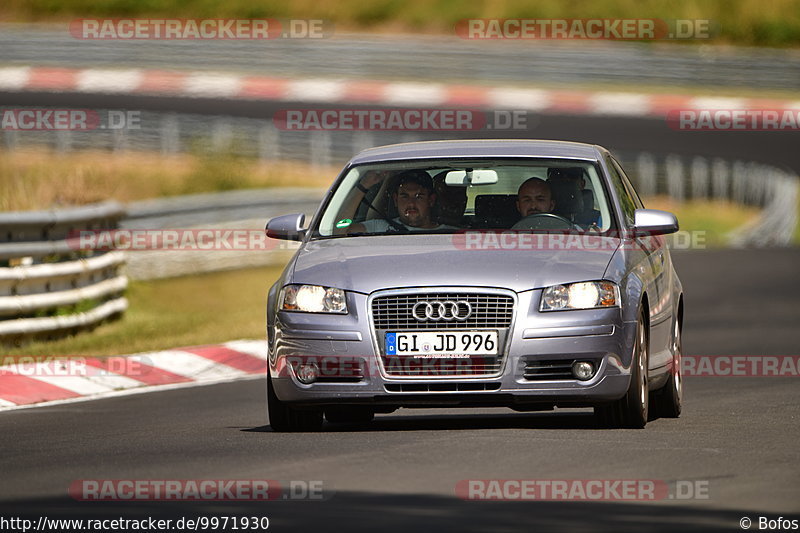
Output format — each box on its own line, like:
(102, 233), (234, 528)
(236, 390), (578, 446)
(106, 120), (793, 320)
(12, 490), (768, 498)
(652, 317), (682, 418)
(267, 370), (323, 432)
(595, 309), (649, 429)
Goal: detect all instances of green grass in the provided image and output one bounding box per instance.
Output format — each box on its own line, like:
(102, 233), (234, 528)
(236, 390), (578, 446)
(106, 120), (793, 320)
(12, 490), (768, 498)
(795, 194), (800, 245)
(2, 0), (799, 47)
(3, 264), (286, 359)
(644, 196), (762, 247)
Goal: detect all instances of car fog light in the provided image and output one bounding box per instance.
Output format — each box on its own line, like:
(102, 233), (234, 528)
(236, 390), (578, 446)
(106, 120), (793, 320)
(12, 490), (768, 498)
(572, 361), (595, 381)
(296, 363), (319, 384)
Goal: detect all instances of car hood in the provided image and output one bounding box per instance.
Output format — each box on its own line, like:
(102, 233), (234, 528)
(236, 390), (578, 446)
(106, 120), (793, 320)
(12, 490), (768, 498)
(291, 235), (621, 294)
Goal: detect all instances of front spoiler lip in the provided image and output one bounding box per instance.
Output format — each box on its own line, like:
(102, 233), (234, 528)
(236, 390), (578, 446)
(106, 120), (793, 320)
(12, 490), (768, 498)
(270, 371), (631, 406)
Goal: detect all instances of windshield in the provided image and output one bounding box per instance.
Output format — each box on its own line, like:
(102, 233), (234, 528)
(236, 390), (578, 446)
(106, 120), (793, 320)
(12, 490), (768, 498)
(314, 159), (616, 238)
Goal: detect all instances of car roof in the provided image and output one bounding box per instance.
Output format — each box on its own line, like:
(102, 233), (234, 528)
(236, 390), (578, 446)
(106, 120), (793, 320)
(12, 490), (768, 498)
(349, 139), (606, 165)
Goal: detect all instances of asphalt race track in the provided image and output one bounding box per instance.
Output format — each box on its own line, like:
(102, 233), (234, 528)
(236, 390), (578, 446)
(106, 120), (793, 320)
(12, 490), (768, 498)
(1, 248), (798, 532)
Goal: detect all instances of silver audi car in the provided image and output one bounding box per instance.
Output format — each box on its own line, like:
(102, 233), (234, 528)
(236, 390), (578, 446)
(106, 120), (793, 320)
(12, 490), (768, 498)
(265, 140), (683, 431)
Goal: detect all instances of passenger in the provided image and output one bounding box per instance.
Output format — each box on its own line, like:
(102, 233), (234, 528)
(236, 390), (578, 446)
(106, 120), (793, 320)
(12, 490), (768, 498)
(548, 167), (599, 226)
(348, 170), (455, 233)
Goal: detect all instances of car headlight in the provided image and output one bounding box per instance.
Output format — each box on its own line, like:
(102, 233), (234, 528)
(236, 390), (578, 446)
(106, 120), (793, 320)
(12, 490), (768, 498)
(280, 284), (347, 314)
(540, 281), (619, 311)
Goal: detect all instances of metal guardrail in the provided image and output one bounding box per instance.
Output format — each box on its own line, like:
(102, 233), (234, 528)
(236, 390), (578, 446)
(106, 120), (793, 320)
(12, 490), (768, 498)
(122, 189), (322, 280)
(2, 27), (798, 91)
(0, 201), (128, 345)
(633, 153), (800, 247)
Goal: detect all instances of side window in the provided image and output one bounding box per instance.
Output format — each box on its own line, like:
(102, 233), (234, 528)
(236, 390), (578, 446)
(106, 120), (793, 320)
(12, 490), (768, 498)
(612, 157), (645, 209)
(605, 156), (636, 225)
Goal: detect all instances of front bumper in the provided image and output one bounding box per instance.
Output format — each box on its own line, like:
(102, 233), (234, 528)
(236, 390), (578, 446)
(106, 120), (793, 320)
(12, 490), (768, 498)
(269, 290), (635, 408)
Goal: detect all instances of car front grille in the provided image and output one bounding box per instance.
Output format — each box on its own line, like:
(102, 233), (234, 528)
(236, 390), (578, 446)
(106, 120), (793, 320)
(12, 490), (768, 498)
(385, 382), (501, 393)
(372, 292), (514, 330)
(371, 291), (514, 378)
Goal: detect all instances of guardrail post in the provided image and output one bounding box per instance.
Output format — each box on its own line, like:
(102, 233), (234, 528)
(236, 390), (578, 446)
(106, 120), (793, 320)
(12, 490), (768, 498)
(211, 119), (233, 153)
(712, 158), (729, 201)
(310, 131), (332, 169)
(635, 152), (657, 197)
(112, 127), (127, 153)
(3, 130), (18, 151)
(55, 130), (73, 153)
(259, 123), (281, 161)
(689, 156), (709, 201)
(731, 161), (747, 205)
(160, 114), (180, 155)
(665, 154), (685, 203)
(352, 131), (375, 155)
(745, 162), (764, 206)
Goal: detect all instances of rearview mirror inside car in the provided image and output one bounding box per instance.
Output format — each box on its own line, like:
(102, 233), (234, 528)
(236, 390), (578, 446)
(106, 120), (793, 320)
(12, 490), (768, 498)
(445, 169), (499, 186)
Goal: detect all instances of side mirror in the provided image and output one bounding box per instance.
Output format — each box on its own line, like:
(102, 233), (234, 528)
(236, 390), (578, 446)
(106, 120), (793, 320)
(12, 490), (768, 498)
(633, 209), (679, 236)
(265, 213), (306, 241)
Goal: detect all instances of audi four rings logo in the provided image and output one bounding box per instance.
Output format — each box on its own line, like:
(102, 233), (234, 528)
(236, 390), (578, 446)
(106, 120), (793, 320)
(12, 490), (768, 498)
(412, 300), (472, 321)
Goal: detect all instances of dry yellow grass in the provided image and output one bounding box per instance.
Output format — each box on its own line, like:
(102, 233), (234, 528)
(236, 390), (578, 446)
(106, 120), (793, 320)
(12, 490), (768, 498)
(0, 148), (340, 211)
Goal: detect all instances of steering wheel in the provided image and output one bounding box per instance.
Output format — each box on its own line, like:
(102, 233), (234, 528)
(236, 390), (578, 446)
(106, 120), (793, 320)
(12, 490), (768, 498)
(511, 213), (575, 230)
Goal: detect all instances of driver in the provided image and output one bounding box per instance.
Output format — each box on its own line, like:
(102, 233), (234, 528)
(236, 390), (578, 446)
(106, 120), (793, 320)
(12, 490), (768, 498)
(348, 170), (455, 233)
(515, 177), (554, 218)
(510, 177), (576, 231)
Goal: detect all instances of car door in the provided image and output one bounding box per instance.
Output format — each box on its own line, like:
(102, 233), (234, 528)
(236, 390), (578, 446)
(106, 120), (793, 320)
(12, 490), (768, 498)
(611, 156), (673, 369)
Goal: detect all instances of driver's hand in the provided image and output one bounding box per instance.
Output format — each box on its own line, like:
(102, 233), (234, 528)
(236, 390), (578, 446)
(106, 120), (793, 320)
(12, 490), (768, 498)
(359, 171), (385, 190)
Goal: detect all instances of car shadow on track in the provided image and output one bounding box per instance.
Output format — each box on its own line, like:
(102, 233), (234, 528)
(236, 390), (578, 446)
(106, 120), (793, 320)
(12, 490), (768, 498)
(0, 494), (760, 532)
(241, 410), (647, 433)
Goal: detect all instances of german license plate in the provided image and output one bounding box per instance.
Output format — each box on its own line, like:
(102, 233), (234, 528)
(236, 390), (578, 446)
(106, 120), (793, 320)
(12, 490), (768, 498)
(385, 331), (498, 356)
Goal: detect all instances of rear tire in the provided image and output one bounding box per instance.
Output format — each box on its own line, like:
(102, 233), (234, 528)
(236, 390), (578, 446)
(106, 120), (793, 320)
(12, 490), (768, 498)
(595, 309), (649, 429)
(652, 317), (682, 418)
(267, 371), (323, 432)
